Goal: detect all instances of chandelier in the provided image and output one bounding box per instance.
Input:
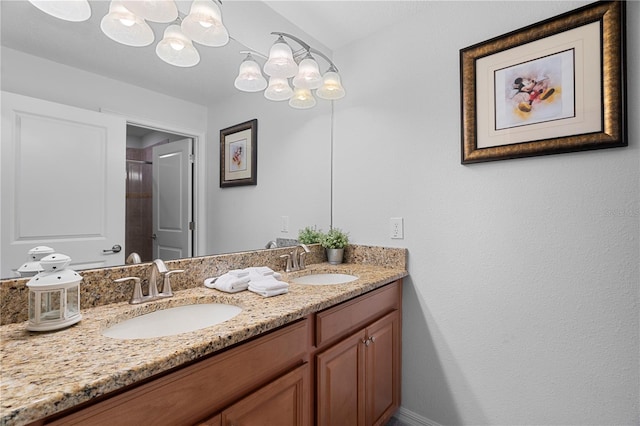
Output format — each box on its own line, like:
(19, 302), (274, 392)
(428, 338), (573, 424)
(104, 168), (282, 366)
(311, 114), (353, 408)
(234, 32), (346, 109)
(28, 0), (228, 67)
(27, 1), (345, 109)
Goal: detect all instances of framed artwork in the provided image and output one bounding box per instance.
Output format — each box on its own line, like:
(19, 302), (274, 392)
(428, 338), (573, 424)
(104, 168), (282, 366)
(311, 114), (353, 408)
(220, 119), (257, 187)
(460, 1), (626, 164)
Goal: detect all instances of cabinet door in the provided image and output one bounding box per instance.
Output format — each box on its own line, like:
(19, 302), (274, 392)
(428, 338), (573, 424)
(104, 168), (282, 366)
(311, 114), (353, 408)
(316, 329), (367, 426)
(220, 364), (309, 426)
(365, 311), (401, 426)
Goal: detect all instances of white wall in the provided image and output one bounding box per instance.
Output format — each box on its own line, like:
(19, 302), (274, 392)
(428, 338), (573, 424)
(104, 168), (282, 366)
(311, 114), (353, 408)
(205, 92), (332, 254)
(333, 1), (639, 425)
(0, 47), (207, 131)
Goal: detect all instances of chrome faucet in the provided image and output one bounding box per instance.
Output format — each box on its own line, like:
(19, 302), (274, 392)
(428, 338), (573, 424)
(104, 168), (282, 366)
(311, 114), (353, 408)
(286, 243), (311, 272)
(114, 259), (184, 304)
(148, 258), (167, 298)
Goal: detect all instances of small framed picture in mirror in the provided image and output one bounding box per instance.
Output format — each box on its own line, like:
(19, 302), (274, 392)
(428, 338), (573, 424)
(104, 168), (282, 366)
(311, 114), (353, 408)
(220, 119), (257, 187)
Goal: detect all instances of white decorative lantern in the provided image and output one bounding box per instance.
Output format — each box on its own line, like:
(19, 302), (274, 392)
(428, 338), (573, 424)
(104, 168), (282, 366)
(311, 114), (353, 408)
(26, 253), (82, 331)
(16, 246), (55, 277)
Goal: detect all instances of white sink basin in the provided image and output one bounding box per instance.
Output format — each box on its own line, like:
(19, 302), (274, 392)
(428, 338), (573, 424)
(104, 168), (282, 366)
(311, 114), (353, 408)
(102, 303), (242, 340)
(291, 273), (358, 285)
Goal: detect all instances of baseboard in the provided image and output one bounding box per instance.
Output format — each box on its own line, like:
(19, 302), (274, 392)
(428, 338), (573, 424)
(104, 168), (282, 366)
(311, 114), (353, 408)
(392, 406), (444, 426)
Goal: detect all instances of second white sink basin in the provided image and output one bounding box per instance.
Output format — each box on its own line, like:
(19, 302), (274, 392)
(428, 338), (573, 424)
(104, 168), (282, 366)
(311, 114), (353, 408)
(102, 303), (242, 340)
(291, 273), (358, 285)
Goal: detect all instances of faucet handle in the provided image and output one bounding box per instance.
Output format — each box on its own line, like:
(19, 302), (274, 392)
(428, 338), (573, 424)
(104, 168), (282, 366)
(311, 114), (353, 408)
(280, 254), (293, 273)
(114, 277), (143, 304)
(299, 251), (307, 270)
(290, 249), (300, 270)
(159, 269), (184, 297)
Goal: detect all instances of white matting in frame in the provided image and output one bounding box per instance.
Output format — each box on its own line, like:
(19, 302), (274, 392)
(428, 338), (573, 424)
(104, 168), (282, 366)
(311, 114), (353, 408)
(476, 21), (601, 149)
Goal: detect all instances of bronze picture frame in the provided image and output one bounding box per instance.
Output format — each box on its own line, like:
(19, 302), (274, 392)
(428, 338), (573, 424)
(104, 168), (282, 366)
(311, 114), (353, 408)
(460, 1), (626, 164)
(220, 119), (258, 187)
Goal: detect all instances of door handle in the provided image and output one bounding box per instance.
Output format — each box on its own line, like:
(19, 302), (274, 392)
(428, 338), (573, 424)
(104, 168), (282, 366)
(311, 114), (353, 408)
(103, 244), (122, 253)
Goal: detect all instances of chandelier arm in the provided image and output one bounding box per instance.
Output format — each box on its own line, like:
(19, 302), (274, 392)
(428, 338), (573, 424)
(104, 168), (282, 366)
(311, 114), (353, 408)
(271, 32), (311, 51)
(308, 48), (338, 73)
(270, 32), (339, 72)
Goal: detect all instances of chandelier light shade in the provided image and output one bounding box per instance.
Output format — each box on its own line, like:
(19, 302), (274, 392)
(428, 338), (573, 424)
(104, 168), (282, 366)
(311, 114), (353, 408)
(316, 70), (346, 100)
(156, 24), (200, 67)
(100, 1), (154, 47)
(121, 0), (177, 23)
(264, 36), (298, 78)
(292, 54), (323, 90)
(28, 0), (91, 22)
(264, 77), (294, 101)
(289, 87), (316, 109)
(181, 0), (229, 47)
(234, 54), (268, 92)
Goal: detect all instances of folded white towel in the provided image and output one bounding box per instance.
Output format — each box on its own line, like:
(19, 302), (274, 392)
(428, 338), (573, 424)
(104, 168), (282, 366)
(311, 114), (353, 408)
(229, 269), (249, 278)
(249, 275), (289, 291)
(248, 286), (289, 298)
(249, 266), (274, 275)
(204, 274), (250, 293)
(246, 266), (282, 281)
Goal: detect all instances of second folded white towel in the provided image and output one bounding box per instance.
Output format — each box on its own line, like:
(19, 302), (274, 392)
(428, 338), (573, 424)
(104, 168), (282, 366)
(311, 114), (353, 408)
(248, 275), (289, 297)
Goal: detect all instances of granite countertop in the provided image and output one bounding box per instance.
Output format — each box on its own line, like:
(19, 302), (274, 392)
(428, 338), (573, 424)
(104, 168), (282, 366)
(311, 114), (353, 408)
(0, 262), (407, 425)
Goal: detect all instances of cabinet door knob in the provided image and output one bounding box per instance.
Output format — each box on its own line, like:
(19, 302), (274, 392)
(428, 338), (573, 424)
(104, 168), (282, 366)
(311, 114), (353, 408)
(369, 335), (375, 343)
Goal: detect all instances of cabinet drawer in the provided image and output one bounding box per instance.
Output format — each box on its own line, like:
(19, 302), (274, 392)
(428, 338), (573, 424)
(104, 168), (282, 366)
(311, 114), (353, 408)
(48, 319), (309, 426)
(315, 281), (400, 348)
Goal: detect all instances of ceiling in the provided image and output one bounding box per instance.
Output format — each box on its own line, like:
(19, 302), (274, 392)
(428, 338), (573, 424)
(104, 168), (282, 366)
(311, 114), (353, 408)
(1, 1), (431, 106)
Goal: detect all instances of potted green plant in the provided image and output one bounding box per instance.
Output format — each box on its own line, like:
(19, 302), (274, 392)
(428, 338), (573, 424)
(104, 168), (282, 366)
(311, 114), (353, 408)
(320, 228), (349, 265)
(298, 226), (324, 245)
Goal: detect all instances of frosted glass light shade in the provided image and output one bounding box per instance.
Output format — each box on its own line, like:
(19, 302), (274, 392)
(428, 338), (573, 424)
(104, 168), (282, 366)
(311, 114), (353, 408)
(316, 71), (346, 100)
(28, 0), (91, 22)
(234, 55), (267, 92)
(264, 38), (297, 78)
(181, 0), (229, 47)
(292, 56), (322, 89)
(121, 0), (177, 23)
(156, 25), (200, 67)
(101, 1), (154, 47)
(289, 88), (316, 109)
(264, 77), (293, 101)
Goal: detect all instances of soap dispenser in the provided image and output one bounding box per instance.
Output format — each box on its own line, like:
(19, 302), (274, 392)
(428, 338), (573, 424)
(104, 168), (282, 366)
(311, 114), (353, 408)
(26, 253), (82, 331)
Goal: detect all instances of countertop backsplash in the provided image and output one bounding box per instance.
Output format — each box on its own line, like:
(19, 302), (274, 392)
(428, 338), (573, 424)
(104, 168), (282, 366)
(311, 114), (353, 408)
(0, 244), (406, 325)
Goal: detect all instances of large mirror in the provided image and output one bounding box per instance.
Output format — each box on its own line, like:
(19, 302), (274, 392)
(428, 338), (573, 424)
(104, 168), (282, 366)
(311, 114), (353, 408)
(0, 1), (333, 278)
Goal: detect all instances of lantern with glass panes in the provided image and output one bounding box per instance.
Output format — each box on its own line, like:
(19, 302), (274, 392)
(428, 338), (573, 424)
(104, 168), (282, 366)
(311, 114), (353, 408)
(26, 253), (82, 331)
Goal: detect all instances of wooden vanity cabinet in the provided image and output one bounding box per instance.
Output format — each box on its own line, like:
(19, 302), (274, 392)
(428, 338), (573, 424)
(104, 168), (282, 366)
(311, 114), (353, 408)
(314, 280), (402, 426)
(34, 279), (402, 426)
(41, 320), (309, 426)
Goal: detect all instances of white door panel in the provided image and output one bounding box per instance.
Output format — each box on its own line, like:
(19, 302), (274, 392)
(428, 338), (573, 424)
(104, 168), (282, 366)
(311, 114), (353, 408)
(152, 139), (192, 260)
(1, 92), (126, 277)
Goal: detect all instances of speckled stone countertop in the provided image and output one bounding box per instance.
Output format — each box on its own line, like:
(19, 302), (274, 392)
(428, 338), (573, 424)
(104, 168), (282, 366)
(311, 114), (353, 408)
(1, 259), (407, 425)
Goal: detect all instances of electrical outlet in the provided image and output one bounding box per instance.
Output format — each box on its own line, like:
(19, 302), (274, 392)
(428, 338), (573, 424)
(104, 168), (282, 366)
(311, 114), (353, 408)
(281, 216), (289, 233)
(390, 217), (404, 239)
